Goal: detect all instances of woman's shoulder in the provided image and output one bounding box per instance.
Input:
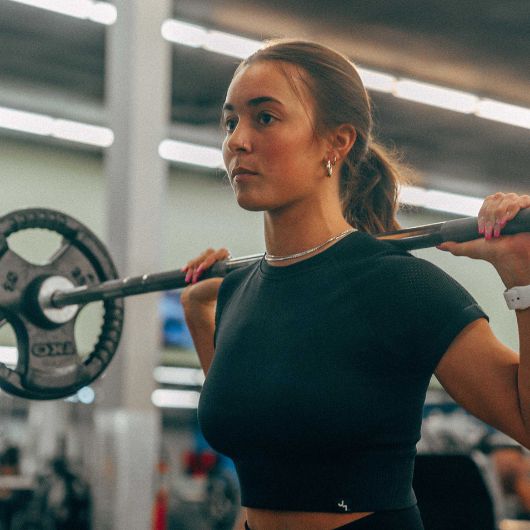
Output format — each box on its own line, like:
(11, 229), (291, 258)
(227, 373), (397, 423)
(338, 230), (414, 266)
(219, 259), (260, 293)
(339, 231), (457, 282)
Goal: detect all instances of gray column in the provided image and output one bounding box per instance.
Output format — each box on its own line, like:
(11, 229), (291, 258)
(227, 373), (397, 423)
(93, 1), (172, 529)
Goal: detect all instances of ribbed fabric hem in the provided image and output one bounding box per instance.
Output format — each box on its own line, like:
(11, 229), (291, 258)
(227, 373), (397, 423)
(236, 449), (417, 513)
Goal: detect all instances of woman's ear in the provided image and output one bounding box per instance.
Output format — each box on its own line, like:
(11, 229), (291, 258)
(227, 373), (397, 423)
(331, 124), (357, 160)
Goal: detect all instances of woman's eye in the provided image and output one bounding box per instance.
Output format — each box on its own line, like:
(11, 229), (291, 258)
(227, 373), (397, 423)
(258, 112), (275, 125)
(224, 117), (237, 132)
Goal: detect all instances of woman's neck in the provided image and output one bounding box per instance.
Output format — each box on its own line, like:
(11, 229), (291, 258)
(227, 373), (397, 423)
(263, 202), (353, 267)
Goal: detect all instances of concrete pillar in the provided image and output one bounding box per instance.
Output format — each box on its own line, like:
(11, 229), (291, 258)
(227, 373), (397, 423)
(92, 1), (172, 529)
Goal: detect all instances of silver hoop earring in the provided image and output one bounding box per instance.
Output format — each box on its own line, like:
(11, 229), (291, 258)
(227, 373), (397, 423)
(325, 156), (337, 178)
(326, 159), (333, 177)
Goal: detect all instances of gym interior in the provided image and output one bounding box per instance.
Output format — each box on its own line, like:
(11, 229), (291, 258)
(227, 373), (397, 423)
(0, 1), (529, 529)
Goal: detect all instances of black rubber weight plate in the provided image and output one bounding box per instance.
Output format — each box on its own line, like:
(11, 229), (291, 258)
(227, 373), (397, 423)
(0, 208), (124, 400)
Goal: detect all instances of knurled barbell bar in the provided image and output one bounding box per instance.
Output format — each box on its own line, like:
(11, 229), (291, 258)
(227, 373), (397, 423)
(1, 207), (529, 400)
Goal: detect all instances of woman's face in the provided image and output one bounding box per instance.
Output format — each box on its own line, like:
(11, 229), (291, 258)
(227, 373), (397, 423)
(221, 61), (329, 212)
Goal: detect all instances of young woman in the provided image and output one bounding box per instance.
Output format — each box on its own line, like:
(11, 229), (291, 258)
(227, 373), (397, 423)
(180, 39), (530, 530)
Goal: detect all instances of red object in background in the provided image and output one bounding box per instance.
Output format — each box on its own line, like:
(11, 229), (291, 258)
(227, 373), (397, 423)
(182, 450), (218, 476)
(152, 487), (168, 530)
(152, 457), (170, 530)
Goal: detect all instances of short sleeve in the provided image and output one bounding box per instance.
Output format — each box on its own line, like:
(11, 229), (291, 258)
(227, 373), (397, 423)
(363, 254), (489, 374)
(213, 264), (255, 348)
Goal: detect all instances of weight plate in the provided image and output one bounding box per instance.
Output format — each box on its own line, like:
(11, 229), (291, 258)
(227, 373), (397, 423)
(0, 208), (124, 399)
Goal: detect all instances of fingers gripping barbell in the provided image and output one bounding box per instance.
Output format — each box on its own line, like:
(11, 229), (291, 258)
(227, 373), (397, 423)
(1, 207), (529, 400)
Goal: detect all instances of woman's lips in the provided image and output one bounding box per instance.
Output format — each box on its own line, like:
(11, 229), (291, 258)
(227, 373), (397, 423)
(232, 167), (257, 182)
(233, 171), (258, 183)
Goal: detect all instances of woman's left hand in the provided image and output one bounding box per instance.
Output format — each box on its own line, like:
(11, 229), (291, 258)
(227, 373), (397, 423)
(437, 192), (530, 288)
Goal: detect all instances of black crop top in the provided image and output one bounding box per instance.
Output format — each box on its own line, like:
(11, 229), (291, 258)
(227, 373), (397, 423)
(197, 231), (488, 513)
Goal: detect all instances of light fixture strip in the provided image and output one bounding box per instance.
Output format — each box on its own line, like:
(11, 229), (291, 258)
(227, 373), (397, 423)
(151, 388), (201, 409)
(153, 366), (205, 386)
(158, 139), (224, 168)
(399, 186), (484, 217)
(0, 105), (114, 147)
(7, 0), (117, 25)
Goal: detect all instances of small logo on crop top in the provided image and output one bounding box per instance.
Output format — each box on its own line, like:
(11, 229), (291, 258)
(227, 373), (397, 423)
(337, 499), (350, 511)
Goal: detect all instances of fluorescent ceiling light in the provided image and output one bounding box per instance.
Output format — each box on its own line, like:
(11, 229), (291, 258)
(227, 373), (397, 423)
(394, 79), (478, 113)
(161, 20), (207, 47)
(203, 30), (262, 59)
(476, 99), (530, 131)
(153, 366), (205, 386)
(357, 67), (395, 93)
(88, 2), (117, 25)
(400, 185), (483, 216)
(151, 388), (200, 409)
(159, 139), (224, 168)
(0, 107), (54, 136)
(161, 19), (261, 59)
(0, 105), (113, 147)
(7, 0), (117, 24)
(53, 119), (114, 147)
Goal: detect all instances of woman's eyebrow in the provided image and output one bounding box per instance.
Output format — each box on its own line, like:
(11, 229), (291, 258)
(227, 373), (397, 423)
(222, 96), (283, 112)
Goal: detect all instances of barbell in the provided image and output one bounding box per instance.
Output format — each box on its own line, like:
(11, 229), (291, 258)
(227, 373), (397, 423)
(1, 207), (529, 400)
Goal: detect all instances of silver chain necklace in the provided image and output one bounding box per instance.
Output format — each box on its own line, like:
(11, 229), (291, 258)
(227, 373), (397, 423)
(264, 227), (356, 262)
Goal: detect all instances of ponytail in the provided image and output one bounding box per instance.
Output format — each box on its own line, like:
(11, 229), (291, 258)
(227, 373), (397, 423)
(341, 140), (409, 234)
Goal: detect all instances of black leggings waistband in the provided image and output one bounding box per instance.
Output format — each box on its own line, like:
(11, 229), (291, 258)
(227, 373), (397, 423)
(244, 504), (424, 530)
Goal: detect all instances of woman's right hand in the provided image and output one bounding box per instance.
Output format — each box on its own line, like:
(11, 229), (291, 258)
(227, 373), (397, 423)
(180, 247), (231, 307)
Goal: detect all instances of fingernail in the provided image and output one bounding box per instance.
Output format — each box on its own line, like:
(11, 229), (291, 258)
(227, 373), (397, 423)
(196, 264), (203, 273)
(494, 226), (500, 238)
(185, 270), (192, 282)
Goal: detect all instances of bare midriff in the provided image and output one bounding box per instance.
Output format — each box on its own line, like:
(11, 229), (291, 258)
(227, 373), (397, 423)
(246, 508), (375, 530)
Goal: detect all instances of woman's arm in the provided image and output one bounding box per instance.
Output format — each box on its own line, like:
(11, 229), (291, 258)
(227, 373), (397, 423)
(180, 248), (230, 375)
(181, 285), (220, 376)
(232, 507), (247, 530)
(435, 193), (530, 447)
(435, 315), (530, 448)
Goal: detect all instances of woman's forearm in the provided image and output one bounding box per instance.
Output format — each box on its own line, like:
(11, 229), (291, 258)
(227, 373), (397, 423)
(498, 261), (530, 434)
(516, 307), (530, 431)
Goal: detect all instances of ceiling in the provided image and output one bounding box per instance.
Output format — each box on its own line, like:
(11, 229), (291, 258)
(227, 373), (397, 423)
(0, 0), (529, 198)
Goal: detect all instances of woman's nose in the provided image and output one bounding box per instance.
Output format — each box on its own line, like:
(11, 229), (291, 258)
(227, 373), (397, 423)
(226, 123), (251, 153)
